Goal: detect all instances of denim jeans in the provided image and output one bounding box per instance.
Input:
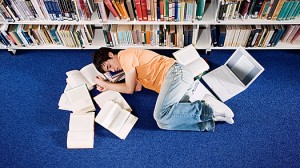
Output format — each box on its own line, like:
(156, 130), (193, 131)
(153, 63), (215, 131)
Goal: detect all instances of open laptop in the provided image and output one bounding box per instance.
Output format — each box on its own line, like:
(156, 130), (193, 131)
(202, 47), (264, 102)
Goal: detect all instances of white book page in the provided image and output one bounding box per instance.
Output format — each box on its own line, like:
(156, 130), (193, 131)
(80, 63), (103, 86)
(69, 113), (95, 131)
(95, 101), (120, 129)
(172, 44), (199, 65)
(189, 80), (216, 102)
(231, 55), (255, 80)
(58, 93), (72, 111)
(65, 85), (94, 113)
(117, 115), (138, 140)
(109, 109), (130, 133)
(66, 70), (92, 89)
(67, 131), (94, 149)
(186, 58), (209, 77)
(94, 90), (132, 111)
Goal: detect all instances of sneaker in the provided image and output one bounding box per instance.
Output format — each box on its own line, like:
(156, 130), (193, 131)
(213, 116), (234, 124)
(202, 94), (234, 119)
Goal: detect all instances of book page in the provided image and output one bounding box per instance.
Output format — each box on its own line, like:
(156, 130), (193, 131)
(186, 58), (210, 77)
(66, 70), (93, 90)
(109, 109), (130, 133)
(94, 90), (132, 112)
(69, 112), (95, 131)
(95, 101), (121, 128)
(80, 63), (105, 85)
(117, 115), (138, 140)
(58, 93), (73, 111)
(172, 44), (200, 65)
(65, 85), (95, 113)
(189, 80), (216, 102)
(67, 131), (94, 149)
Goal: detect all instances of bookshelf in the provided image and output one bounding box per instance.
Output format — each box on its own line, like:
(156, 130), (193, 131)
(0, 0), (299, 54)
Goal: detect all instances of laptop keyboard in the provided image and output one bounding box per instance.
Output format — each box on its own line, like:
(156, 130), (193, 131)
(212, 68), (243, 95)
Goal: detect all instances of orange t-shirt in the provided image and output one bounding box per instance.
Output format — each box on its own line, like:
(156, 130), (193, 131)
(118, 48), (176, 93)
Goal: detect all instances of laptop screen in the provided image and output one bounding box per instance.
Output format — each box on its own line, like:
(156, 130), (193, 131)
(226, 49), (263, 86)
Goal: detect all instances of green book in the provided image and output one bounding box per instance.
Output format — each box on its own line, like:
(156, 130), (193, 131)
(196, 0), (206, 20)
(281, 0), (295, 20)
(277, 0), (291, 21)
(165, 0), (169, 21)
(286, 0), (299, 20)
(291, 0), (300, 19)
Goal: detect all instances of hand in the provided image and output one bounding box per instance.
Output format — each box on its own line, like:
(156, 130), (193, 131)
(95, 75), (106, 85)
(96, 85), (107, 92)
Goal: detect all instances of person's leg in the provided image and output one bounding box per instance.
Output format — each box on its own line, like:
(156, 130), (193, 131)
(153, 63), (214, 131)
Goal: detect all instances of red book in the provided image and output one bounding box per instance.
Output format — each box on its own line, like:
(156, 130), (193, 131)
(140, 0), (148, 21)
(159, 0), (164, 21)
(104, 0), (120, 20)
(134, 0), (143, 21)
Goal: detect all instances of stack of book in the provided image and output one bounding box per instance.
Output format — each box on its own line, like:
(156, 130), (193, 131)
(218, 0), (300, 21)
(0, 0), (94, 22)
(0, 24), (94, 48)
(102, 24), (200, 47)
(94, 0), (208, 22)
(211, 24), (300, 47)
(58, 63), (136, 149)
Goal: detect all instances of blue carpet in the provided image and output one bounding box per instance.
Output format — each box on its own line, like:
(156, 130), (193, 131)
(0, 49), (299, 168)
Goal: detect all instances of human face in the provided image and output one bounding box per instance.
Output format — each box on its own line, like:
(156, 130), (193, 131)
(101, 52), (122, 72)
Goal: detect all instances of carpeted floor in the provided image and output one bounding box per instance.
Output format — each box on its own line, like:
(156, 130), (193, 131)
(0, 49), (299, 168)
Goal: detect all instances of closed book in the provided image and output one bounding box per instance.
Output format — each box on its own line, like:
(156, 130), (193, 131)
(286, 0), (299, 20)
(103, 0), (121, 20)
(120, 0), (130, 20)
(211, 25), (218, 47)
(271, 0), (287, 20)
(126, 0), (136, 20)
(260, 0), (271, 19)
(267, 0), (280, 19)
(217, 25), (226, 47)
(286, 25), (299, 42)
(141, 0), (148, 20)
(290, 28), (300, 44)
(183, 25), (189, 46)
(134, 0), (143, 21)
(239, 0), (251, 19)
(276, 0), (291, 20)
(281, 24), (295, 42)
(111, 0), (123, 18)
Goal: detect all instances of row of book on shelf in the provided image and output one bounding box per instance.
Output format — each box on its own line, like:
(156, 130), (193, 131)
(95, 0), (208, 22)
(0, 0), (95, 22)
(58, 63), (138, 149)
(211, 24), (300, 47)
(218, 0), (300, 21)
(102, 24), (200, 47)
(0, 24), (94, 48)
(0, 0), (208, 23)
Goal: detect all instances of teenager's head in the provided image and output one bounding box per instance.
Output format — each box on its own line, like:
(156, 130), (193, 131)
(93, 47), (122, 73)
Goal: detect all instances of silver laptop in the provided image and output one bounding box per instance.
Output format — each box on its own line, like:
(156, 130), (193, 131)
(202, 47), (264, 102)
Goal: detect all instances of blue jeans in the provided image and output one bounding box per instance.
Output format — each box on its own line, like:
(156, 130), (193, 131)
(153, 63), (215, 131)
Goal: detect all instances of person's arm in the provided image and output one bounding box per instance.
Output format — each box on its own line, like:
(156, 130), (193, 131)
(135, 80), (142, 91)
(95, 68), (137, 94)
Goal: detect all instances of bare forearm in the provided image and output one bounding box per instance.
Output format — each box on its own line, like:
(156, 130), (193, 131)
(102, 81), (134, 94)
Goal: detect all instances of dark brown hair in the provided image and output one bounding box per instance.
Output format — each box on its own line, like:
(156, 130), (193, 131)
(92, 47), (119, 73)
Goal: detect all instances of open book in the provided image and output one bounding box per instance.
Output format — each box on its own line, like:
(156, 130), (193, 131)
(66, 63), (105, 90)
(93, 90), (132, 112)
(67, 112), (95, 149)
(173, 44), (209, 77)
(202, 47), (264, 102)
(62, 84), (96, 113)
(95, 100), (138, 140)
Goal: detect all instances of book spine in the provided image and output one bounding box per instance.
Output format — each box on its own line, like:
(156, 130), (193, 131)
(134, 0), (143, 21)
(104, 0), (120, 20)
(141, 0), (147, 20)
(126, 0), (135, 21)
